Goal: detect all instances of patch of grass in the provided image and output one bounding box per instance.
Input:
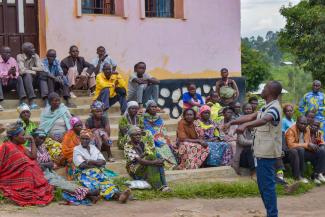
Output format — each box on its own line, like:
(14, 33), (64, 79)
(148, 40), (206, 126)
(131, 181), (314, 200)
(0, 179), (315, 203)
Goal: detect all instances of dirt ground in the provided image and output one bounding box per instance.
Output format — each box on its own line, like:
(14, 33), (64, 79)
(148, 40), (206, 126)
(1, 186), (325, 217)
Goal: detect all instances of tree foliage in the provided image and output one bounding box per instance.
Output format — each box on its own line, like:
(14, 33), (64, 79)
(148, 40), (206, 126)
(278, 0), (325, 84)
(241, 41), (271, 91)
(242, 31), (283, 65)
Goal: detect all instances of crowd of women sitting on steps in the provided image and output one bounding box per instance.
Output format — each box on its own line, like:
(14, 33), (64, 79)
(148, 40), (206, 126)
(1, 42), (325, 207)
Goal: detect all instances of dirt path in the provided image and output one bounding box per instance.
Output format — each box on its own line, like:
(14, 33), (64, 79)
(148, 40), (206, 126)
(1, 186), (325, 217)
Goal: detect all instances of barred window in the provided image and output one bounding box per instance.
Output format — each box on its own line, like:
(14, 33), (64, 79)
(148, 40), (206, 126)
(82, 0), (115, 15)
(145, 0), (174, 18)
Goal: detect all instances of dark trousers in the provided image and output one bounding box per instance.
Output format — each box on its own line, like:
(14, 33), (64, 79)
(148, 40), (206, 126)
(304, 148), (325, 174)
(22, 73), (49, 99)
(159, 166), (167, 186)
(48, 78), (70, 99)
(256, 158), (278, 217)
(283, 147), (305, 179)
(0, 77), (26, 101)
(239, 147), (255, 171)
(97, 88), (127, 114)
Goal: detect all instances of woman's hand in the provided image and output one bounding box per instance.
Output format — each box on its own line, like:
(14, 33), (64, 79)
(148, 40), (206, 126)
(153, 159), (164, 167)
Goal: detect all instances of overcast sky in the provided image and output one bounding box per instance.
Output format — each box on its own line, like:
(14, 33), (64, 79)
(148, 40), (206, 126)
(241, 0), (301, 38)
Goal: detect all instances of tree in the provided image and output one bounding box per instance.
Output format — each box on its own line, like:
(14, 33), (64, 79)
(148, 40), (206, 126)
(241, 41), (271, 91)
(278, 0), (325, 84)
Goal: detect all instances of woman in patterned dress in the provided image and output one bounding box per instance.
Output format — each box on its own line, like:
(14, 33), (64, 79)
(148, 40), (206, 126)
(175, 108), (209, 169)
(143, 100), (177, 170)
(195, 105), (233, 167)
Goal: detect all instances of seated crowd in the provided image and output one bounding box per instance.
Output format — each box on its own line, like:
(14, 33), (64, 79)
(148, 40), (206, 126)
(1, 43), (325, 207)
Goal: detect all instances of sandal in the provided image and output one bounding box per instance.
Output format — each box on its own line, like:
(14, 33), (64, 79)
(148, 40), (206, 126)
(161, 186), (172, 192)
(108, 157), (115, 162)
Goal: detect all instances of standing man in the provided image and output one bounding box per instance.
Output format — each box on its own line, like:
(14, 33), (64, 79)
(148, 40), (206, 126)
(0, 46), (27, 111)
(299, 80), (325, 139)
(17, 42), (48, 109)
(225, 81), (283, 217)
(92, 46), (117, 75)
(42, 49), (76, 108)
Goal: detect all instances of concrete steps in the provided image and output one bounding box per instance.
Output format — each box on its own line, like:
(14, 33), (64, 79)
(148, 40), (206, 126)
(1, 94), (241, 184)
(0, 109), (171, 126)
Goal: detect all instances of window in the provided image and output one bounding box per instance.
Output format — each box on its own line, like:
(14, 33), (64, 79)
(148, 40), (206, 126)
(82, 0), (115, 15)
(145, 0), (174, 18)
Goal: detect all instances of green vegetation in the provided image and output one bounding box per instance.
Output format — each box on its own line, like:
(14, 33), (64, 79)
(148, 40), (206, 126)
(241, 41), (271, 92)
(0, 179), (315, 203)
(279, 0), (325, 85)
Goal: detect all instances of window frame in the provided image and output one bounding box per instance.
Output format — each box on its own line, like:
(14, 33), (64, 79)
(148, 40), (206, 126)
(76, 0), (128, 18)
(140, 0), (186, 20)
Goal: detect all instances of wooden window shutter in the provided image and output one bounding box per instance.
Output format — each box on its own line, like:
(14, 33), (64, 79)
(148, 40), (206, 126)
(115, 0), (128, 18)
(174, 0), (186, 19)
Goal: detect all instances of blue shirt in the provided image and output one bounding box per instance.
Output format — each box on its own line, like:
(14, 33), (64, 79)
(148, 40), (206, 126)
(91, 55), (117, 72)
(182, 92), (204, 109)
(282, 117), (295, 132)
(299, 91), (325, 121)
(42, 58), (69, 86)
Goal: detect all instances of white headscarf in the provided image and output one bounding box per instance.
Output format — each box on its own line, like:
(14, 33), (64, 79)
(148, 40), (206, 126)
(17, 103), (31, 114)
(124, 101), (139, 116)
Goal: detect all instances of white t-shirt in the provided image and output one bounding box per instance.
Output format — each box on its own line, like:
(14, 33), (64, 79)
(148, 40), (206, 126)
(73, 144), (106, 167)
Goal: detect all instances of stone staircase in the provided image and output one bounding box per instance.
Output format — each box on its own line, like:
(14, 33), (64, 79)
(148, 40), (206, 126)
(0, 93), (240, 183)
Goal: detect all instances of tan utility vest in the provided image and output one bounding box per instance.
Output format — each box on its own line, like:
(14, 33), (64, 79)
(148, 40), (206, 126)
(253, 100), (282, 158)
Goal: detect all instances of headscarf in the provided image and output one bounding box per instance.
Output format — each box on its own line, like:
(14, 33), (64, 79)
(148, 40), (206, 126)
(17, 103), (31, 114)
(32, 128), (47, 137)
(6, 122), (24, 137)
(127, 126), (141, 136)
(48, 92), (60, 103)
(124, 101), (139, 116)
(91, 100), (104, 111)
(70, 116), (82, 129)
(145, 100), (157, 109)
(199, 105), (211, 116)
(80, 129), (93, 139)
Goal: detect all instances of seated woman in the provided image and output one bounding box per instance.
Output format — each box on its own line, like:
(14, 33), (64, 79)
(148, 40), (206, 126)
(117, 101), (144, 150)
(32, 128), (99, 204)
(310, 119), (325, 147)
(17, 103), (37, 147)
(39, 92), (72, 165)
(195, 105), (232, 167)
(182, 83), (204, 112)
(175, 108), (209, 169)
(124, 126), (171, 191)
(232, 103), (255, 175)
(85, 101), (114, 162)
(206, 91), (223, 123)
(0, 122), (53, 206)
(217, 107), (237, 155)
(73, 129), (131, 203)
(144, 100), (177, 170)
(62, 117), (83, 180)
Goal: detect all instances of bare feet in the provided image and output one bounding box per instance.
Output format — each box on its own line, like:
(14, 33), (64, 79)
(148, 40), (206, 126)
(118, 189), (131, 204)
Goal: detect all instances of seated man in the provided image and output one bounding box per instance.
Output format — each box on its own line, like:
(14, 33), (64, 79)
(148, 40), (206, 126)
(42, 49), (76, 108)
(127, 62), (159, 109)
(285, 116), (325, 184)
(17, 42), (49, 109)
(0, 46), (27, 111)
(215, 68), (239, 106)
(92, 46), (117, 75)
(60, 45), (95, 97)
(94, 63), (127, 114)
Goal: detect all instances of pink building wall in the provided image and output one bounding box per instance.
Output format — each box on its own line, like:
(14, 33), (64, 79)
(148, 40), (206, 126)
(44, 0), (241, 79)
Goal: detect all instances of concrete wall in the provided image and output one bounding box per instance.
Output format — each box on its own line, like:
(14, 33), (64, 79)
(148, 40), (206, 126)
(44, 0), (241, 79)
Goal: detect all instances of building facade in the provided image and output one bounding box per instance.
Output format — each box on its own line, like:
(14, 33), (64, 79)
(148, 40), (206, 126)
(0, 0), (241, 80)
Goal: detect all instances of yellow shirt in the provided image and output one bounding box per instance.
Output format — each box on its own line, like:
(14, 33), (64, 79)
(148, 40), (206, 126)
(94, 72), (127, 100)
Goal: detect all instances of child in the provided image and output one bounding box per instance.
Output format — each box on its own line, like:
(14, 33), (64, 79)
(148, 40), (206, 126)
(206, 91), (223, 122)
(85, 101), (114, 162)
(182, 82), (204, 112)
(215, 68), (239, 106)
(282, 104), (295, 133)
(17, 103), (37, 147)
